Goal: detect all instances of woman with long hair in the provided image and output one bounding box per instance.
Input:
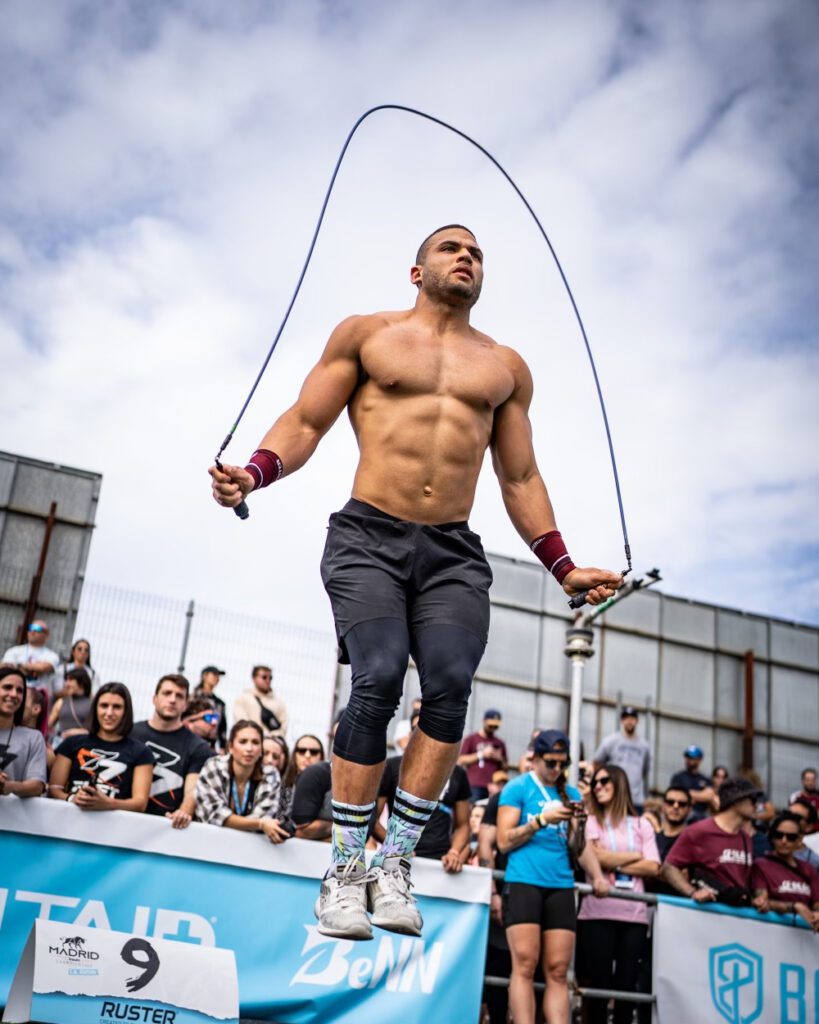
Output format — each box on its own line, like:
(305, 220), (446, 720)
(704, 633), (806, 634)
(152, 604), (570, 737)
(282, 733), (325, 789)
(0, 666), (48, 798)
(752, 811), (819, 931)
(497, 730), (608, 1024)
(48, 682), (153, 812)
(263, 735), (293, 815)
(195, 720), (292, 842)
(54, 638), (98, 692)
(48, 668), (93, 739)
(576, 764), (660, 1024)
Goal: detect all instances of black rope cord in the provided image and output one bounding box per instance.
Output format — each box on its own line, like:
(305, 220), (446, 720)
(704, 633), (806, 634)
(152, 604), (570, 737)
(213, 104), (632, 600)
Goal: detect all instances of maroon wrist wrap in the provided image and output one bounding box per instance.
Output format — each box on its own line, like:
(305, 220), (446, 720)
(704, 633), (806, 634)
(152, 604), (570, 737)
(244, 449), (284, 491)
(530, 530), (576, 584)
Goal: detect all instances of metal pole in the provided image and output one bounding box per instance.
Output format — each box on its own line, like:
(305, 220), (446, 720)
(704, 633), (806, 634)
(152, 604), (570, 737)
(565, 627), (594, 786)
(178, 600), (195, 673)
(18, 501), (58, 643)
(742, 649), (755, 771)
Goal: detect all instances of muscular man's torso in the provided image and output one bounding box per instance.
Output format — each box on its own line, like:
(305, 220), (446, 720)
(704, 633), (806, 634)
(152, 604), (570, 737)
(347, 310), (517, 523)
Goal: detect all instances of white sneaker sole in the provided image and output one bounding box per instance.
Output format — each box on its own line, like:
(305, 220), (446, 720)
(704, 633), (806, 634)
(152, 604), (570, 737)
(369, 912), (422, 937)
(313, 898), (373, 941)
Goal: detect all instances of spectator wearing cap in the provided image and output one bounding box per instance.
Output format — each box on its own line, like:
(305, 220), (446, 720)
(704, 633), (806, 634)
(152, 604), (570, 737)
(751, 812), (819, 931)
(669, 745), (714, 822)
(661, 777), (764, 908)
(577, 764), (659, 1024)
(0, 667), (48, 798)
(789, 768), (819, 833)
(232, 665), (288, 739)
(48, 668), (92, 740)
(592, 706), (651, 814)
(497, 729), (607, 1024)
(459, 710), (509, 802)
(375, 708), (471, 872)
(788, 799), (819, 869)
(182, 698), (220, 750)
(194, 665), (227, 751)
(2, 620), (60, 696)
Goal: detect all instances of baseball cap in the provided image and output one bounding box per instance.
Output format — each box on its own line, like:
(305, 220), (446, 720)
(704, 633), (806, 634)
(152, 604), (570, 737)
(533, 729), (570, 756)
(718, 777), (763, 810)
(483, 709), (502, 723)
(201, 665), (226, 676)
(684, 745), (704, 759)
(621, 705), (639, 718)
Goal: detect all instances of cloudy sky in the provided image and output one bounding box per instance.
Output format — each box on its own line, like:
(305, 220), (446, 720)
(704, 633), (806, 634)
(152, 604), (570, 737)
(3, 0), (818, 633)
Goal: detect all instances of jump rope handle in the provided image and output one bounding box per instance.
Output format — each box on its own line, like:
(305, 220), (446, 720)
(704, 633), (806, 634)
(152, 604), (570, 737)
(568, 591), (589, 609)
(215, 458), (250, 520)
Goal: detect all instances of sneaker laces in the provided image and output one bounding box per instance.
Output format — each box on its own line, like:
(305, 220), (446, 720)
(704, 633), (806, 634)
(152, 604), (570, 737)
(374, 858), (415, 903)
(328, 858), (375, 911)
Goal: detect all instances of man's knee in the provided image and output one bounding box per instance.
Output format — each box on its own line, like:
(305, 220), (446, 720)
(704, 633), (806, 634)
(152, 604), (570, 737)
(415, 627), (484, 744)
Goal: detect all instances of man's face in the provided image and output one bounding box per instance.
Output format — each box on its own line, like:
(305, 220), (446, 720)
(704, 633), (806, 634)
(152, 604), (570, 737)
(483, 719), (500, 736)
(803, 771), (817, 794)
(412, 229), (484, 307)
(154, 683), (187, 722)
(788, 803), (809, 835)
(733, 796), (757, 822)
(663, 790), (691, 825)
(684, 756), (702, 773)
(622, 715), (637, 735)
(27, 622), (48, 648)
(0, 675), (24, 718)
(185, 711), (218, 742)
(253, 669), (272, 694)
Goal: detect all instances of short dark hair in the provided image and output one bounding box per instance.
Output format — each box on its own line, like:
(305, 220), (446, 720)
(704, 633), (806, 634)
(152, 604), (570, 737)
(768, 810), (803, 841)
(155, 673), (190, 697)
(789, 797), (818, 826)
(90, 682), (134, 737)
(663, 786), (691, 805)
(415, 224), (476, 265)
(65, 667), (92, 697)
(802, 767), (817, 779)
(0, 666), (27, 725)
(252, 665), (272, 678)
(182, 698), (216, 720)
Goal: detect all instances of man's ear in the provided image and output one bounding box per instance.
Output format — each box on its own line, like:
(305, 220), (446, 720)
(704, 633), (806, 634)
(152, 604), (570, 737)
(410, 264), (422, 288)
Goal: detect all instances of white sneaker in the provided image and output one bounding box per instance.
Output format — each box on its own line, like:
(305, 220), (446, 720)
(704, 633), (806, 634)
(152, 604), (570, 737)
(367, 856), (423, 936)
(314, 859), (373, 941)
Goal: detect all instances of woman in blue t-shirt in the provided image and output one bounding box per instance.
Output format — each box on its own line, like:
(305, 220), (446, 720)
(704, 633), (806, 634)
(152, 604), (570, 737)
(498, 729), (608, 1024)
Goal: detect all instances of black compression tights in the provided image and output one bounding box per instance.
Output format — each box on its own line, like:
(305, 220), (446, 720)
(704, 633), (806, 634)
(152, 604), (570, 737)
(332, 617), (486, 766)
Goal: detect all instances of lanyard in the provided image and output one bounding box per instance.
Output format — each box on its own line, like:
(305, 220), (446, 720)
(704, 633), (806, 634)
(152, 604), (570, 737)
(529, 770), (554, 805)
(606, 816), (635, 852)
(231, 777), (252, 816)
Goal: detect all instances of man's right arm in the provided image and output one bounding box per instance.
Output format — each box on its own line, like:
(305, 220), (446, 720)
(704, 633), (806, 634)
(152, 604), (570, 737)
(209, 315), (365, 507)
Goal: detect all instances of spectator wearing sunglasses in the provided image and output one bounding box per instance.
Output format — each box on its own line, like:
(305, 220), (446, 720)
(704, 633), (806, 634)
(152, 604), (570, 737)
(289, 735), (333, 840)
(182, 699), (221, 750)
(2, 620), (60, 695)
(194, 665), (227, 752)
(576, 765), (659, 1024)
(194, 720), (291, 842)
(233, 665), (288, 738)
(752, 812), (819, 931)
(788, 799), (819, 870)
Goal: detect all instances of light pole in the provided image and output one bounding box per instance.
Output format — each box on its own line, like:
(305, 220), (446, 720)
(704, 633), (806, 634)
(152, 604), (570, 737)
(564, 569), (661, 786)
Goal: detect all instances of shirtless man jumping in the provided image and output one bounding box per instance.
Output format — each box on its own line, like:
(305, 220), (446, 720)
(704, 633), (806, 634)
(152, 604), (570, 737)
(210, 225), (622, 940)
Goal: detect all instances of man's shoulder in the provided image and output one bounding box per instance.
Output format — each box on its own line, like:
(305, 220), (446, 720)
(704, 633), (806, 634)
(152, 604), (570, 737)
(499, 773), (529, 803)
(130, 720), (153, 739)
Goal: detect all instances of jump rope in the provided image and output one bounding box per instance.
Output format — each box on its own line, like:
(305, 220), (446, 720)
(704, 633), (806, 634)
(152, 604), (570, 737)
(213, 104), (632, 608)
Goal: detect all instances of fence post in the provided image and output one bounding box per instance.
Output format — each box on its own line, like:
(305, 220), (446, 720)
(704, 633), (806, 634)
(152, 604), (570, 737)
(178, 600), (195, 673)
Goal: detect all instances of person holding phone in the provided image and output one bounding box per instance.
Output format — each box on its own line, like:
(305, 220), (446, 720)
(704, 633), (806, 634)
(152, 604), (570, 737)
(48, 682), (153, 812)
(577, 765), (660, 1024)
(497, 730), (607, 1024)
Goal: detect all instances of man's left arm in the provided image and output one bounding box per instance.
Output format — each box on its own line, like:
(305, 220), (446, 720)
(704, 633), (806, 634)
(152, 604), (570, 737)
(167, 773), (199, 829)
(491, 350), (622, 605)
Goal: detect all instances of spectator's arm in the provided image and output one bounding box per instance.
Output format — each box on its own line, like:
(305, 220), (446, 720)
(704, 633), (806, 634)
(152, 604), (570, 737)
(296, 819), (332, 840)
(621, 858), (660, 878)
(166, 773), (199, 829)
(478, 822), (497, 869)
(1, 775), (45, 798)
(457, 751), (480, 766)
(577, 840), (609, 896)
(592, 844), (642, 870)
(755, 799), (775, 823)
(48, 698), (63, 731)
(20, 659), (57, 677)
(689, 785), (715, 805)
(441, 800), (471, 872)
(223, 815), (265, 832)
(660, 861), (701, 899)
(276, 701), (288, 735)
(47, 754), (72, 800)
(73, 763), (153, 813)
(373, 796), (388, 843)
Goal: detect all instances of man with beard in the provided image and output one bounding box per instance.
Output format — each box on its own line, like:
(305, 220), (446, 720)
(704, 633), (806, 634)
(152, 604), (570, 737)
(459, 710), (508, 803)
(592, 706), (651, 813)
(132, 674), (214, 828)
(210, 225), (622, 939)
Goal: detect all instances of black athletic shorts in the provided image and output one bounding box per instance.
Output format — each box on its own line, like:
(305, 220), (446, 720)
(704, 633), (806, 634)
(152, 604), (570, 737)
(320, 498), (493, 663)
(502, 882), (577, 932)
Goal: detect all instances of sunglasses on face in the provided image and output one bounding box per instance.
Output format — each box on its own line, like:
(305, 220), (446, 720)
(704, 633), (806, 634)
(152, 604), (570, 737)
(542, 758), (569, 769)
(592, 776), (613, 789)
(296, 746), (322, 756)
(665, 799), (690, 808)
(771, 830), (799, 842)
(28, 625), (46, 633)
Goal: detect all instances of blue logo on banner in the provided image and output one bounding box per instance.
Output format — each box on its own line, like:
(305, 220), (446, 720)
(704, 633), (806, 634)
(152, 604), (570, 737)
(709, 943), (763, 1024)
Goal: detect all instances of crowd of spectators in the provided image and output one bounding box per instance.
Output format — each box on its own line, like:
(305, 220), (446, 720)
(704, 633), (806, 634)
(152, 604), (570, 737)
(2, 620), (818, 1024)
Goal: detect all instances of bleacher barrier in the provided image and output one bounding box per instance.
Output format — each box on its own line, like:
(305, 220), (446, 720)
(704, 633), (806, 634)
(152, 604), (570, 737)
(0, 799), (489, 1023)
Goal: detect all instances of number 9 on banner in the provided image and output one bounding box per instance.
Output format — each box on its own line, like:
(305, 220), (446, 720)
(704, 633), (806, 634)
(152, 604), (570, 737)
(121, 937), (161, 992)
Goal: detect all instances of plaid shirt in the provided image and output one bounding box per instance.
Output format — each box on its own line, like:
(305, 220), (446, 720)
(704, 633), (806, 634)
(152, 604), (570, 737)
(194, 754), (282, 826)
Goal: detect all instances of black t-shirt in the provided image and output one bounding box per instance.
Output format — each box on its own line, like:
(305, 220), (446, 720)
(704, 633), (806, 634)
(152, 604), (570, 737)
(482, 790), (508, 872)
(56, 732), (154, 801)
(645, 829), (683, 896)
(379, 755), (471, 859)
(131, 722), (214, 815)
(291, 761), (333, 824)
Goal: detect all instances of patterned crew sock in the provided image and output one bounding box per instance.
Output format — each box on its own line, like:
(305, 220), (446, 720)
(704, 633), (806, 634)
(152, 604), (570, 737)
(372, 786), (438, 868)
(331, 799), (376, 870)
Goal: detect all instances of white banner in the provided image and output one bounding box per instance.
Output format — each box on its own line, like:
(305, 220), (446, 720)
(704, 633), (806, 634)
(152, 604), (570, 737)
(654, 898), (817, 1024)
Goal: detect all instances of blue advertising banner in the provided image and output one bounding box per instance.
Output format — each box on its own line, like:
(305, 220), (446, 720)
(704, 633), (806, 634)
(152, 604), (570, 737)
(0, 799), (490, 1023)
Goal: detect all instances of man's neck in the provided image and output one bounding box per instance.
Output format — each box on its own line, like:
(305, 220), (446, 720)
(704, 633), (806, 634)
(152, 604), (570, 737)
(253, 686), (269, 697)
(413, 292), (472, 333)
(713, 809), (743, 833)
(148, 715), (181, 733)
(662, 821), (686, 837)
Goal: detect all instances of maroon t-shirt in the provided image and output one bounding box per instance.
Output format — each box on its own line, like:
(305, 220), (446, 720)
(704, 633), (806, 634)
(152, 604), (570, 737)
(665, 818), (752, 890)
(751, 855), (819, 905)
(460, 732), (508, 789)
